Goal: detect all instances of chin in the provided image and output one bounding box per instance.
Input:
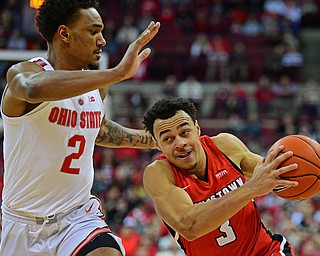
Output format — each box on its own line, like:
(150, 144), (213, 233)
(87, 62), (100, 70)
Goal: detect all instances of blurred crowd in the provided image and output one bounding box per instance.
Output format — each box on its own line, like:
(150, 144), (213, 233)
(0, 0), (320, 255)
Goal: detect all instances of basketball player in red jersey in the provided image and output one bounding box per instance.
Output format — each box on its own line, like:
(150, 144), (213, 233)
(142, 97), (298, 256)
(0, 0), (159, 255)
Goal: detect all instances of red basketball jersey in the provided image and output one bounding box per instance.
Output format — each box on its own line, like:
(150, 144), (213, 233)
(155, 135), (294, 256)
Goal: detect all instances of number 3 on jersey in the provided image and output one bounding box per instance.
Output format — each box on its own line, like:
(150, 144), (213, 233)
(60, 135), (86, 174)
(216, 220), (236, 247)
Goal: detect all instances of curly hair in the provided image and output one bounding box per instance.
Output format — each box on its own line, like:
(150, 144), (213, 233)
(143, 96), (197, 138)
(35, 0), (100, 43)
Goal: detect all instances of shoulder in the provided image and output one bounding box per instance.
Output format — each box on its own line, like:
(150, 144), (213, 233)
(210, 133), (243, 149)
(209, 133), (250, 158)
(7, 60), (44, 83)
(143, 159), (175, 192)
(144, 159), (173, 179)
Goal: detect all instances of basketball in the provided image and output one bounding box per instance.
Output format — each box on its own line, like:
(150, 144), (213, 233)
(268, 135), (320, 201)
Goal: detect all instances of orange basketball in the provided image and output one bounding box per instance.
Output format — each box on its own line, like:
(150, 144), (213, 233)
(268, 135), (320, 201)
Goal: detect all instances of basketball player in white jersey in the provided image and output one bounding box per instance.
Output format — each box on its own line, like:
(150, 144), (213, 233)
(0, 0), (160, 255)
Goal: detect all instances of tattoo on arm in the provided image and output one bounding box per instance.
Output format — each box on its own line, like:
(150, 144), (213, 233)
(96, 118), (152, 147)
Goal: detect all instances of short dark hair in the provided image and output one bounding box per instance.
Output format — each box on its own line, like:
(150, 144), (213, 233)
(143, 96), (197, 138)
(35, 0), (100, 43)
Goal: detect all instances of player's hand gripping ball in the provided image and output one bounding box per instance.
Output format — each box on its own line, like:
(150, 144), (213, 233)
(268, 135), (320, 201)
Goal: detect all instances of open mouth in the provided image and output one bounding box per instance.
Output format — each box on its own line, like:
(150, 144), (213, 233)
(177, 151), (192, 159)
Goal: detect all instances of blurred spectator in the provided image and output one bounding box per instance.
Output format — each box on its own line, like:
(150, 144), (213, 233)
(299, 236), (320, 256)
(190, 33), (210, 59)
(206, 34), (230, 81)
(0, 0), (22, 31)
(211, 0), (225, 16)
(137, 10), (157, 33)
(209, 13), (228, 35)
(227, 113), (247, 136)
(264, 43), (286, 81)
(227, 2), (248, 26)
(156, 234), (185, 256)
(296, 115), (314, 137)
(228, 17), (243, 36)
(263, 0), (286, 17)
(260, 11), (281, 44)
(297, 79), (320, 119)
(272, 75), (298, 117)
(103, 20), (118, 57)
(140, 0), (159, 15)
(273, 74), (298, 99)
(121, 0), (140, 14)
(253, 75), (276, 118)
(282, 29), (300, 49)
(177, 75), (204, 113)
(156, 1), (176, 26)
(192, 8), (212, 33)
(211, 81), (231, 118)
(125, 90), (148, 118)
(300, 0), (320, 27)
(132, 57), (151, 81)
(281, 45), (304, 81)
(116, 15), (140, 46)
(310, 121), (320, 142)
(277, 113), (297, 137)
(227, 3), (249, 35)
(6, 29), (26, 50)
(229, 83), (249, 118)
(0, 26), (7, 49)
(283, 0), (302, 34)
(119, 217), (141, 256)
(174, 3), (194, 32)
(242, 13), (263, 37)
(161, 74), (178, 97)
(245, 112), (262, 139)
(136, 235), (158, 256)
(228, 41), (250, 82)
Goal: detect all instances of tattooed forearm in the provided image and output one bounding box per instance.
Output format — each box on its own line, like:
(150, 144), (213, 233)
(96, 118), (153, 148)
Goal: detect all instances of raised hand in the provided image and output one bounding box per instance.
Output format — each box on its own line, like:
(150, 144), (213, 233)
(116, 21), (161, 80)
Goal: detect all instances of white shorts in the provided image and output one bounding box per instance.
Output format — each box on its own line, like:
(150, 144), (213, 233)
(0, 196), (125, 256)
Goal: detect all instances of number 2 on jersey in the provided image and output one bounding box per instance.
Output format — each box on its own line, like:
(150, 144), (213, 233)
(60, 135), (86, 174)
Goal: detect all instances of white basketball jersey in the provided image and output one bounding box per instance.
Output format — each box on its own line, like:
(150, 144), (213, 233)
(1, 57), (105, 217)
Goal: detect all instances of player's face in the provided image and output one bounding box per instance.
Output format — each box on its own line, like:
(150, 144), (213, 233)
(153, 111), (205, 172)
(67, 8), (106, 70)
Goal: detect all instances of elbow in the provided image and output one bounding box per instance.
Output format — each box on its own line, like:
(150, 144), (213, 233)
(24, 86), (43, 103)
(15, 75), (43, 103)
(176, 219), (202, 241)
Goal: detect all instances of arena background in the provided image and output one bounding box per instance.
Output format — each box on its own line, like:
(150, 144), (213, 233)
(0, 1), (319, 255)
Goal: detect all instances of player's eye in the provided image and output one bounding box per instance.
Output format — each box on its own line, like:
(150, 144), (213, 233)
(181, 130), (190, 136)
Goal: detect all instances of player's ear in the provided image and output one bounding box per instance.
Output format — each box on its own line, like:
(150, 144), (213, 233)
(153, 138), (162, 152)
(58, 25), (71, 43)
(195, 120), (201, 136)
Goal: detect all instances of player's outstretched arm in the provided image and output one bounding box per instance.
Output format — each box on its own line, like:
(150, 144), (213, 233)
(5, 22), (161, 104)
(96, 117), (155, 149)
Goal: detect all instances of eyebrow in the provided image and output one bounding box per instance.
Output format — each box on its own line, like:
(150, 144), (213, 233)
(92, 23), (103, 29)
(159, 122), (190, 138)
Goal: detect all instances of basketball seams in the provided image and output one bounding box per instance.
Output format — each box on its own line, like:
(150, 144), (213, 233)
(290, 135), (320, 160)
(291, 154), (320, 169)
(277, 152), (320, 171)
(274, 179), (319, 199)
(280, 179), (319, 199)
(280, 173), (319, 179)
